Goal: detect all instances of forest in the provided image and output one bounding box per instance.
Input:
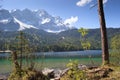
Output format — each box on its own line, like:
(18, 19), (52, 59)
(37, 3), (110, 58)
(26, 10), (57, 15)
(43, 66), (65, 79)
(0, 28), (120, 52)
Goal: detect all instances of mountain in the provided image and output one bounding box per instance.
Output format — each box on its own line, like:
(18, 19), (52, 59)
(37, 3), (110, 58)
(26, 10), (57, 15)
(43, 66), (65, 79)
(0, 9), (37, 31)
(0, 28), (120, 52)
(0, 9), (72, 32)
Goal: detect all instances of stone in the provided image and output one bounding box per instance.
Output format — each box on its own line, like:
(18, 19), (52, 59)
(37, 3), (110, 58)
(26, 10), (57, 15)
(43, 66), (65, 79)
(78, 64), (87, 70)
(42, 68), (54, 76)
(0, 75), (7, 80)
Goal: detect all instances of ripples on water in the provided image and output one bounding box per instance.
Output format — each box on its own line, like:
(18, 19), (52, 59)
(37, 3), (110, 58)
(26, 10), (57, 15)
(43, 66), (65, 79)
(0, 50), (102, 74)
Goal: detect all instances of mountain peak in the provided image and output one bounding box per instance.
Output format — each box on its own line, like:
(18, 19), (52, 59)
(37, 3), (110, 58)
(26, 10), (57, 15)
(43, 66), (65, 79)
(0, 9), (12, 20)
(0, 9), (73, 32)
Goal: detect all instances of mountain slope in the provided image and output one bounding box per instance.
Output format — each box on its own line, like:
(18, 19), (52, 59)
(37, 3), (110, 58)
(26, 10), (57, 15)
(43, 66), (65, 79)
(0, 28), (120, 51)
(0, 9), (72, 32)
(0, 9), (37, 31)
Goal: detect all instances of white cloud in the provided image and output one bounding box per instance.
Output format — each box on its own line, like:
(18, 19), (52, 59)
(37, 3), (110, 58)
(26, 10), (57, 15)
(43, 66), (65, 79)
(103, 0), (108, 4)
(76, 0), (108, 7)
(41, 18), (51, 24)
(76, 0), (92, 7)
(64, 16), (78, 25)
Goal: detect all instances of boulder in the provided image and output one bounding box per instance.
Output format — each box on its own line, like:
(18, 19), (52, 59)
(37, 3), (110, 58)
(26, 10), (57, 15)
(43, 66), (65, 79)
(0, 75), (7, 80)
(42, 68), (55, 79)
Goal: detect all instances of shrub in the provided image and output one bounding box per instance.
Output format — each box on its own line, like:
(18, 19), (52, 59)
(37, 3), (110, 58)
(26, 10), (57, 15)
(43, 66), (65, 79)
(66, 60), (87, 80)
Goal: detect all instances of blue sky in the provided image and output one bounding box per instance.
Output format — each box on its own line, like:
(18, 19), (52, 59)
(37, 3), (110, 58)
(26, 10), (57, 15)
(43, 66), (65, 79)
(1, 0), (120, 29)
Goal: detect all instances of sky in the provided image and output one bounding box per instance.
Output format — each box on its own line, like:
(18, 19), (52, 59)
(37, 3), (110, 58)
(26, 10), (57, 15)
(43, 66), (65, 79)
(0, 0), (120, 29)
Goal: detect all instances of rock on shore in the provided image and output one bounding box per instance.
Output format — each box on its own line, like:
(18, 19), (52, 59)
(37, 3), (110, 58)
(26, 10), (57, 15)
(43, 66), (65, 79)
(0, 74), (8, 80)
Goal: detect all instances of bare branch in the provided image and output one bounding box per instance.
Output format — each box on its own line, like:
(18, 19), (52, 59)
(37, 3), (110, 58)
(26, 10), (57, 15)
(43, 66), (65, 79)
(90, 3), (98, 9)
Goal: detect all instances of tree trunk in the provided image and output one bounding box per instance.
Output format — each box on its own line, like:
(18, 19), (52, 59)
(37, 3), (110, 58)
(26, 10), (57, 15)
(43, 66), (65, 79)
(98, 0), (109, 65)
(20, 31), (23, 70)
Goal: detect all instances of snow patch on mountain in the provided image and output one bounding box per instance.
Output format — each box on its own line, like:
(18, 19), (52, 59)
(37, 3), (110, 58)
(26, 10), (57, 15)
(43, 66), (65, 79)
(9, 9), (17, 13)
(56, 22), (64, 26)
(0, 19), (9, 24)
(41, 18), (51, 24)
(44, 29), (65, 33)
(14, 17), (38, 31)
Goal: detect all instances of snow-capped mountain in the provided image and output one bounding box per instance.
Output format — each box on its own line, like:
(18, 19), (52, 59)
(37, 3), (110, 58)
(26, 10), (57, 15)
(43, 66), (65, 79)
(14, 17), (37, 31)
(0, 9), (73, 33)
(0, 9), (37, 31)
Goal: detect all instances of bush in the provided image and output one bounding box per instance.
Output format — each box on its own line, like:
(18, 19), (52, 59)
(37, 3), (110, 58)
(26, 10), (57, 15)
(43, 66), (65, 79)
(8, 69), (49, 80)
(110, 34), (120, 65)
(66, 60), (87, 80)
(110, 50), (120, 65)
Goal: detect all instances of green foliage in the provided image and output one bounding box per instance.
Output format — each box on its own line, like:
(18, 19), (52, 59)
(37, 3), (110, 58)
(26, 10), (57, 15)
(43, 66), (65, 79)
(110, 34), (120, 65)
(110, 50), (120, 65)
(0, 28), (120, 51)
(8, 69), (49, 80)
(78, 28), (91, 50)
(78, 28), (88, 37)
(8, 31), (37, 80)
(15, 31), (30, 53)
(81, 41), (91, 50)
(8, 69), (25, 80)
(14, 31), (31, 69)
(110, 34), (120, 49)
(66, 60), (87, 80)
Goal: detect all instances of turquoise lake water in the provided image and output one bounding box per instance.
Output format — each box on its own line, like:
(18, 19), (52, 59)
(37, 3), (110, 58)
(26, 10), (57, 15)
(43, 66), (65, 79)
(0, 50), (102, 74)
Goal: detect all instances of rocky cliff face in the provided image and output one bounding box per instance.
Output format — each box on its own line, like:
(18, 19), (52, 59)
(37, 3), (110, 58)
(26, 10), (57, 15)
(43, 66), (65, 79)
(0, 9), (73, 33)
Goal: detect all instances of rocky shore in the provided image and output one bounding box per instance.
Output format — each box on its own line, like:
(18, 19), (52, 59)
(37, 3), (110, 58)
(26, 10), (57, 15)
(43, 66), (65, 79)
(0, 64), (87, 80)
(42, 64), (87, 80)
(0, 64), (113, 80)
(0, 73), (9, 80)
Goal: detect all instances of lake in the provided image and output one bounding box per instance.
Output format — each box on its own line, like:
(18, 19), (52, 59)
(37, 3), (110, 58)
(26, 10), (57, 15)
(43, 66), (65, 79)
(0, 50), (102, 74)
